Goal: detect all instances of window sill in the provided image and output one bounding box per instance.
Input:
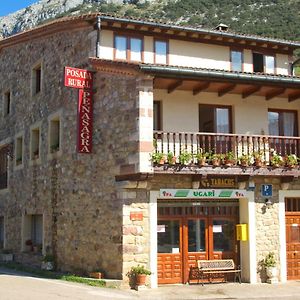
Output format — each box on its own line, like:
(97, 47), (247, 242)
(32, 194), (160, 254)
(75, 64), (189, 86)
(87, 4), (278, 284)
(47, 149), (62, 160)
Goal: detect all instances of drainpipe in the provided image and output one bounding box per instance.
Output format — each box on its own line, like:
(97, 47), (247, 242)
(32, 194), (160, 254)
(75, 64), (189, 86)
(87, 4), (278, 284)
(96, 16), (101, 58)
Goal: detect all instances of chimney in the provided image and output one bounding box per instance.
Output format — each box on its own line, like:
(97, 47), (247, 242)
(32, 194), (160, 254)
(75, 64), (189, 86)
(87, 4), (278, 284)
(215, 23), (229, 32)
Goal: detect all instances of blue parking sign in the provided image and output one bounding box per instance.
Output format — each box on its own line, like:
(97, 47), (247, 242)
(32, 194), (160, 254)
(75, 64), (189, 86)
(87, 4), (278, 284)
(261, 184), (273, 197)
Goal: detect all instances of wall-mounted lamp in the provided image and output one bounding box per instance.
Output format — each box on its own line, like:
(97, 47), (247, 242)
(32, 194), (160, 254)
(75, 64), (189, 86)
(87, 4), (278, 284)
(265, 198), (273, 209)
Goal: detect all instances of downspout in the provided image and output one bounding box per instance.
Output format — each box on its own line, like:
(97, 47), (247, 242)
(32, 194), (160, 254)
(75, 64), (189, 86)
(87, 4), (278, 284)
(96, 16), (101, 58)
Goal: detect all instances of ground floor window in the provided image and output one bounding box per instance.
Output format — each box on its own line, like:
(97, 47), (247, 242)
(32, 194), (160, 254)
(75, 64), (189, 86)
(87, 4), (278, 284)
(23, 214), (43, 253)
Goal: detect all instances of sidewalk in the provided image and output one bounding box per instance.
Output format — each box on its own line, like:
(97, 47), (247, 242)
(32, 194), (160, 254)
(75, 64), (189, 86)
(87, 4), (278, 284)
(133, 281), (300, 299)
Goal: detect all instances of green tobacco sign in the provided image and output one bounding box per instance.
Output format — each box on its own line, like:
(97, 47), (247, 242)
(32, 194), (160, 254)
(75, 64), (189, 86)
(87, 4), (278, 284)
(160, 189), (246, 199)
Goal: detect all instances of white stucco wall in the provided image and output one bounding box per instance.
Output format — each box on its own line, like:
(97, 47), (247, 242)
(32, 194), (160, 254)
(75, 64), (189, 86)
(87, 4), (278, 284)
(154, 89), (300, 135)
(98, 29), (290, 75)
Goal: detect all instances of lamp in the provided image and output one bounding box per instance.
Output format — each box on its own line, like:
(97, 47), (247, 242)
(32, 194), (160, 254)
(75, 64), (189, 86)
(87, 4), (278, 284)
(265, 198), (273, 209)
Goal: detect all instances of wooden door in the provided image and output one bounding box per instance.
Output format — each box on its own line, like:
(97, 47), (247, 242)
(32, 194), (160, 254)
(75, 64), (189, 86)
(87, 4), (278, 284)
(286, 215), (300, 280)
(157, 219), (182, 284)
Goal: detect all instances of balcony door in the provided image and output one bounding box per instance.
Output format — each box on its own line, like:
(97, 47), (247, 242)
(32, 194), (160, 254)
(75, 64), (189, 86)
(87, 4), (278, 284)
(199, 104), (232, 153)
(268, 110), (298, 155)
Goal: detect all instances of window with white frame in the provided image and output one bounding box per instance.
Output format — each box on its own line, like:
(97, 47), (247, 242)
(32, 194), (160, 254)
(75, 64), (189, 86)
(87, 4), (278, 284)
(154, 40), (167, 65)
(49, 116), (60, 153)
(253, 52), (275, 74)
(15, 135), (23, 166)
(114, 35), (143, 62)
(30, 127), (40, 160)
(231, 50), (243, 72)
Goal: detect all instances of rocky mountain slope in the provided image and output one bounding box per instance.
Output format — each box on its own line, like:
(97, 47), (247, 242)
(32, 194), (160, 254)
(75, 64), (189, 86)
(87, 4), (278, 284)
(0, 0), (299, 44)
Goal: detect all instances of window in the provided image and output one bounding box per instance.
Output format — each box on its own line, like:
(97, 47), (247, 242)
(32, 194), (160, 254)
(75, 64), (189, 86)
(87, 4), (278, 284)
(114, 35), (143, 62)
(0, 145), (8, 190)
(31, 215), (43, 248)
(32, 63), (42, 95)
(230, 50), (243, 72)
(0, 217), (4, 249)
(30, 126), (41, 160)
(49, 116), (60, 153)
(3, 91), (11, 116)
(15, 135), (23, 166)
(253, 52), (275, 73)
(154, 40), (168, 64)
(22, 214), (43, 253)
(199, 104), (232, 133)
(268, 110), (298, 137)
(153, 101), (162, 131)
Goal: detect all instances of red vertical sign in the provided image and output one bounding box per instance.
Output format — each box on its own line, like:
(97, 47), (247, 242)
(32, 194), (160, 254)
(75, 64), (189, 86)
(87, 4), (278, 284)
(78, 89), (93, 153)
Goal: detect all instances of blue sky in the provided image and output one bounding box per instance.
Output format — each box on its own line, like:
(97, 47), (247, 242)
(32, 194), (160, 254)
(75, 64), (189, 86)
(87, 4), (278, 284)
(0, 0), (38, 17)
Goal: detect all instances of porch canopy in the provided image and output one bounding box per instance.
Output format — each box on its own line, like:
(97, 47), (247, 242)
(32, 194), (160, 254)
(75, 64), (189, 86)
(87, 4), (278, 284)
(89, 58), (300, 102)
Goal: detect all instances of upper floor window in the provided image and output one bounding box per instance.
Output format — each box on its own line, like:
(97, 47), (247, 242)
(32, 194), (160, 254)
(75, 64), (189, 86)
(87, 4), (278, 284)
(32, 63), (42, 95)
(49, 115), (61, 153)
(114, 35), (143, 62)
(15, 135), (24, 167)
(0, 145), (9, 190)
(231, 50), (243, 72)
(253, 52), (275, 74)
(268, 110), (297, 137)
(30, 126), (41, 161)
(154, 40), (168, 65)
(3, 91), (11, 116)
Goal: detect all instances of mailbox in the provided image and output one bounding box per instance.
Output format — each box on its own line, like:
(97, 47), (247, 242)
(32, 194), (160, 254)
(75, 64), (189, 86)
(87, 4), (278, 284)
(236, 224), (248, 241)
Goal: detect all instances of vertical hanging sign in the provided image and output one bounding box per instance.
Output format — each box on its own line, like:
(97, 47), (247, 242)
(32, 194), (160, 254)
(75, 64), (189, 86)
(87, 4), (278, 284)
(64, 66), (94, 154)
(78, 89), (93, 153)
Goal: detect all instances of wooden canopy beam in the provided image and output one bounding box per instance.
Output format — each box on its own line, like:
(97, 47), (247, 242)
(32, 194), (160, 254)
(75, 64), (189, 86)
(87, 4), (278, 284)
(193, 82), (210, 95)
(242, 86), (262, 98)
(288, 92), (300, 102)
(218, 84), (236, 97)
(265, 88), (286, 100)
(167, 80), (183, 94)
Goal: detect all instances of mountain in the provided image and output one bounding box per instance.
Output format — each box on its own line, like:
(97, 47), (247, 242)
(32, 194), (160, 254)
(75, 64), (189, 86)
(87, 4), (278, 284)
(0, 0), (299, 47)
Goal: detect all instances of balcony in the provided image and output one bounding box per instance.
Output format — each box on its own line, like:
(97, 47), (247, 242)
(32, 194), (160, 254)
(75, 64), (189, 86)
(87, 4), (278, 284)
(153, 131), (300, 177)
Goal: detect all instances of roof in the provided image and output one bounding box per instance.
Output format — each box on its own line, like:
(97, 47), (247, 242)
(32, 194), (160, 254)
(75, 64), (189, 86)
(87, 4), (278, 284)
(0, 13), (299, 51)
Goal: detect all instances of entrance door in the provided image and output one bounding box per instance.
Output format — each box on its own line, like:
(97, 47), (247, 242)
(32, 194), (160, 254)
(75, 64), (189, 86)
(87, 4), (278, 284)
(158, 203), (239, 284)
(285, 198), (300, 280)
(157, 219), (182, 284)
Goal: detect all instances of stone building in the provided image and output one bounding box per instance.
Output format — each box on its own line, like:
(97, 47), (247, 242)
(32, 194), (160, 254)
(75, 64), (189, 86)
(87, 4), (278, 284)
(0, 13), (300, 287)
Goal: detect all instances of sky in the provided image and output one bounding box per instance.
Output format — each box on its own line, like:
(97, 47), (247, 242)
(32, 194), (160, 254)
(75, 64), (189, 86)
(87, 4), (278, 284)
(0, 0), (38, 17)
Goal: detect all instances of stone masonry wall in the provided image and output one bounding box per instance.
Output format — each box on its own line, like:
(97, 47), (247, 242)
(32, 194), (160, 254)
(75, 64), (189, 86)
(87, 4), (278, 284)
(0, 25), (146, 280)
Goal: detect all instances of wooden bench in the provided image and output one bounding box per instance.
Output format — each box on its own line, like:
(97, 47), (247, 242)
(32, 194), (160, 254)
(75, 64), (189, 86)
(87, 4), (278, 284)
(189, 259), (241, 285)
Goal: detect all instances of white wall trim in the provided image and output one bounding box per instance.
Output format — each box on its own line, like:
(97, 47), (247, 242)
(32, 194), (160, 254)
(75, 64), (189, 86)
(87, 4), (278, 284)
(149, 191), (158, 288)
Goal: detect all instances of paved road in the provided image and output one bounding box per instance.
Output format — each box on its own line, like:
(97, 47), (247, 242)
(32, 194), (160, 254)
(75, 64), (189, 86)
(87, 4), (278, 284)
(1, 267), (300, 300)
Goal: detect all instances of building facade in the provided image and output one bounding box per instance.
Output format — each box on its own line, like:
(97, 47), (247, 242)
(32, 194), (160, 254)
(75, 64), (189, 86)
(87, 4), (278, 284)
(0, 13), (300, 287)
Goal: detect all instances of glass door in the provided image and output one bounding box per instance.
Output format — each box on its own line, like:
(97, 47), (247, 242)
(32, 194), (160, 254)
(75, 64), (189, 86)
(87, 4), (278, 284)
(157, 219), (182, 284)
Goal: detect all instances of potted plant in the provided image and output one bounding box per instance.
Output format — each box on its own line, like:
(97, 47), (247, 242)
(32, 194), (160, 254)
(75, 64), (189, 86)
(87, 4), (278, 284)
(129, 265), (151, 287)
(238, 154), (251, 167)
(178, 151), (192, 165)
(41, 254), (54, 271)
(150, 152), (165, 165)
(50, 143), (60, 153)
(167, 151), (176, 165)
(195, 151), (209, 167)
(285, 154), (298, 168)
(223, 151), (236, 166)
(263, 252), (278, 284)
(253, 151), (264, 167)
(89, 270), (104, 279)
(210, 153), (222, 167)
(270, 153), (283, 168)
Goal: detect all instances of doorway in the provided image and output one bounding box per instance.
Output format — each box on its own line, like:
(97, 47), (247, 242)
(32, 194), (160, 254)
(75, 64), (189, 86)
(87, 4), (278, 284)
(157, 201), (239, 284)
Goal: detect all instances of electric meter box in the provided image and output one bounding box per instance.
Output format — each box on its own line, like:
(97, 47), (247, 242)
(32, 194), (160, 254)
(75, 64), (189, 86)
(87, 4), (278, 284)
(236, 224), (248, 241)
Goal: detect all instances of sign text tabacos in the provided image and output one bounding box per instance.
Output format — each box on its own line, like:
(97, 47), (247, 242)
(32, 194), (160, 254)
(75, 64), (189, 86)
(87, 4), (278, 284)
(64, 66), (93, 89)
(78, 89), (93, 153)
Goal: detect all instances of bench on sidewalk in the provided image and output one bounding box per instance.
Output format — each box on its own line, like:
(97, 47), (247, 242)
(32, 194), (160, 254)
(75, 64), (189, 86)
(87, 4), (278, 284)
(188, 259), (241, 285)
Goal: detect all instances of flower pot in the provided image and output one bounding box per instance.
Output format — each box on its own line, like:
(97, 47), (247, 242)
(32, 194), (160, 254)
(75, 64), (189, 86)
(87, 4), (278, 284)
(266, 266), (278, 284)
(255, 159), (263, 167)
(212, 159), (220, 167)
(135, 274), (147, 286)
(198, 158), (206, 167)
(240, 160), (249, 167)
(224, 159), (235, 167)
(89, 272), (103, 279)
